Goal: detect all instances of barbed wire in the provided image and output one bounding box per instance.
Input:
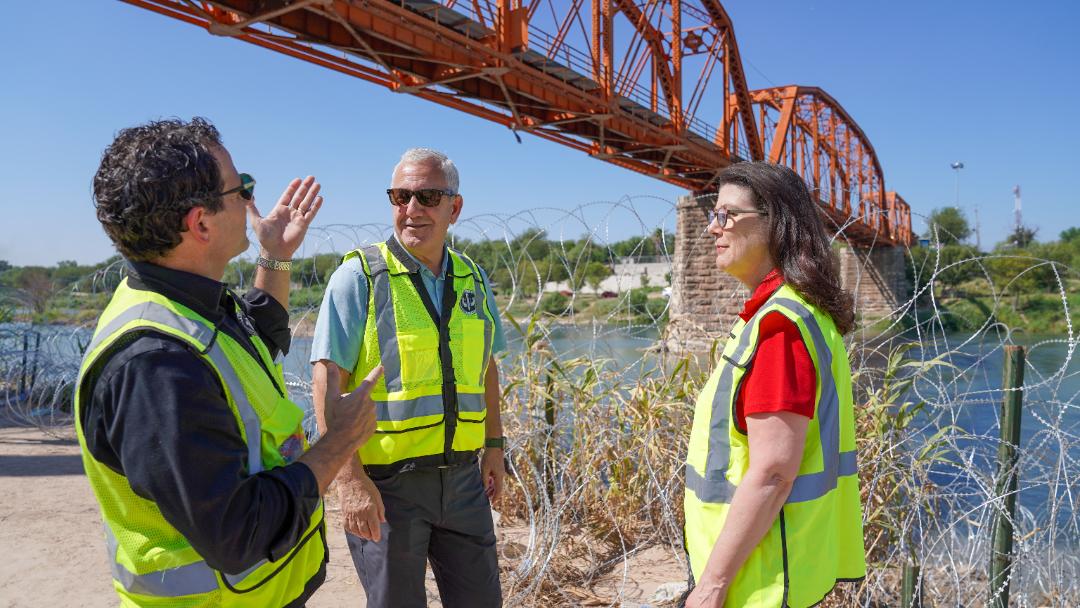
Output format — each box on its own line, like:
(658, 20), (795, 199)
(1, 196), (1077, 606)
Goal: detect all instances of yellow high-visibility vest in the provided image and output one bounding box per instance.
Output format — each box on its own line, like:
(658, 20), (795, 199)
(344, 240), (494, 474)
(684, 284), (865, 607)
(75, 279), (327, 607)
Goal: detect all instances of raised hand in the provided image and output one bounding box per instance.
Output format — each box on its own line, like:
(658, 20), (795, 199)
(248, 176), (323, 260)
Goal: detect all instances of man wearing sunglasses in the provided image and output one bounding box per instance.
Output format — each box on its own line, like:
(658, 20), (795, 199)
(76, 117), (382, 607)
(311, 147), (506, 607)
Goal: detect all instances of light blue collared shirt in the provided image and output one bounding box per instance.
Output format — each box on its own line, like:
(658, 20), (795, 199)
(310, 235), (506, 372)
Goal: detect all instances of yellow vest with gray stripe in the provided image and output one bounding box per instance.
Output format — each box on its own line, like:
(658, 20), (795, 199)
(74, 279), (326, 607)
(684, 284), (865, 607)
(344, 240), (494, 473)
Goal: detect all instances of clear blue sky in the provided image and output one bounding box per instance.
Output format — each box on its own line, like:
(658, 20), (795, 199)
(2, 1), (1077, 266)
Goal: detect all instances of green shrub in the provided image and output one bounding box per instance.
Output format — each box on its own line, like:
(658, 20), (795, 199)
(540, 292), (572, 316)
(587, 298), (619, 319)
(908, 244), (981, 293)
(627, 288), (668, 325)
(289, 285), (327, 310)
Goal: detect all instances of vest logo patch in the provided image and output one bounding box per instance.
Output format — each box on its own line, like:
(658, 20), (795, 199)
(279, 432), (305, 464)
(459, 289), (477, 314)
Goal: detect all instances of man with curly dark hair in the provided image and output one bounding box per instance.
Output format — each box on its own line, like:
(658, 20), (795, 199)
(75, 117), (383, 607)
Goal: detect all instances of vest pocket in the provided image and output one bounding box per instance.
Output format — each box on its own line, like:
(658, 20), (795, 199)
(458, 318), (487, 384)
(397, 329), (440, 386)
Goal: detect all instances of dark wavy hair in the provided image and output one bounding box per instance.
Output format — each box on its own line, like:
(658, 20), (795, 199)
(92, 117), (224, 262)
(716, 162), (855, 335)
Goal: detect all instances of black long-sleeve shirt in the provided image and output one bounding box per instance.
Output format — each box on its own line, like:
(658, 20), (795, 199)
(79, 261), (320, 575)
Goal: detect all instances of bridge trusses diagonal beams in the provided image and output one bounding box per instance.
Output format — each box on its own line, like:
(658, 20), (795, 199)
(120, 0), (912, 246)
(746, 85), (911, 245)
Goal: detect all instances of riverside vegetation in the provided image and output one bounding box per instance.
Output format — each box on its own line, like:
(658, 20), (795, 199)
(908, 208), (1080, 334)
(5, 214), (1080, 332)
(1, 228), (675, 328)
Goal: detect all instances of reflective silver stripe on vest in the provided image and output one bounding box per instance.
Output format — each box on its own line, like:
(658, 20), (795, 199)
(221, 557), (269, 586)
(686, 297), (857, 504)
(362, 246), (403, 393)
(105, 526), (218, 597)
(85, 299), (216, 360)
(84, 301), (264, 474)
(693, 307), (770, 503)
(457, 392), (485, 413)
(374, 392), (485, 421)
(104, 496), (324, 596)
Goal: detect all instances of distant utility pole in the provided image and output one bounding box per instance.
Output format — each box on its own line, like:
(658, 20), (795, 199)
(1013, 185), (1022, 233)
(951, 161), (979, 249)
(951, 161), (964, 206)
(974, 204), (981, 251)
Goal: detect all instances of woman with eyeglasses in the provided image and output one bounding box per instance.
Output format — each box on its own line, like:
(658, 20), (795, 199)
(682, 162), (866, 607)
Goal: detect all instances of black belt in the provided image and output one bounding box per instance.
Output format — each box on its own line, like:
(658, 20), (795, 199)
(363, 449), (479, 480)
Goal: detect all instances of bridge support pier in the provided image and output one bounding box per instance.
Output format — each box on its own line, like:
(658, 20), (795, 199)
(836, 242), (911, 331)
(666, 195), (911, 353)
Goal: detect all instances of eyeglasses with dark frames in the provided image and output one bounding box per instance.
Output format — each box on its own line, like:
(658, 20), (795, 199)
(386, 188), (456, 208)
(707, 207), (768, 228)
(220, 173), (256, 201)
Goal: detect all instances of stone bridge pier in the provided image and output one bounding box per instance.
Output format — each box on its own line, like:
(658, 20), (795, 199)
(666, 195), (911, 352)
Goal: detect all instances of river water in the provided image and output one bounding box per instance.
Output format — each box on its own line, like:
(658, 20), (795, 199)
(903, 333), (1080, 531)
(3, 322), (1078, 527)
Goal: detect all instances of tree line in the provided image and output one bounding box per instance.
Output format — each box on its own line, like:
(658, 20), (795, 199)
(454, 228), (674, 296)
(1, 230), (675, 323)
(915, 206), (1080, 308)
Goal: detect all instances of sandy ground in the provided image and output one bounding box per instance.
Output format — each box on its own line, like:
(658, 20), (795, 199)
(0, 424), (684, 607)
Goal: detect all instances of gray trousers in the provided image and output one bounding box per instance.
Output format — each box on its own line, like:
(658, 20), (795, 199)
(345, 463), (502, 608)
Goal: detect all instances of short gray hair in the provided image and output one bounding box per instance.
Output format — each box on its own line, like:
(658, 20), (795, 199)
(393, 147), (460, 193)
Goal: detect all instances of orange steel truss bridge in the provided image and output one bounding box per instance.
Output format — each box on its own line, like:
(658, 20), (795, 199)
(123, 0), (913, 247)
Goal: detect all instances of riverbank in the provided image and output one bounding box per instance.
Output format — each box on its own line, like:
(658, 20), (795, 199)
(931, 288), (1080, 334)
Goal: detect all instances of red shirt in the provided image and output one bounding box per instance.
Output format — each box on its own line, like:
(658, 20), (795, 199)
(733, 269), (817, 431)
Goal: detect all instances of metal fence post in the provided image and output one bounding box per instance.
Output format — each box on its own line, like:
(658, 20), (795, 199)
(989, 345), (1024, 608)
(901, 562), (922, 608)
(28, 331), (41, 393)
(19, 332), (29, 395)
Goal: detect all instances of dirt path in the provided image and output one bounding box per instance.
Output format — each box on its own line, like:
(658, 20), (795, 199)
(0, 425), (684, 607)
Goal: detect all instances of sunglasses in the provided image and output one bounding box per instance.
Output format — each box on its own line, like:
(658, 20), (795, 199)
(221, 173), (256, 201)
(386, 187), (455, 207)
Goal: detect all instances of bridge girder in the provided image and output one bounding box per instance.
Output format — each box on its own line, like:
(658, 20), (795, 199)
(120, 0), (912, 246)
(742, 85), (913, 246)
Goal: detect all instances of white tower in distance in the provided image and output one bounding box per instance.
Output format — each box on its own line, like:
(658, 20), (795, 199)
(1013, 185), (1022, 233)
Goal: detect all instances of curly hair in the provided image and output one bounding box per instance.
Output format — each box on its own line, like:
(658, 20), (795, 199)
(92, 117), (224, 262)
(716, 162), (856, 335)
